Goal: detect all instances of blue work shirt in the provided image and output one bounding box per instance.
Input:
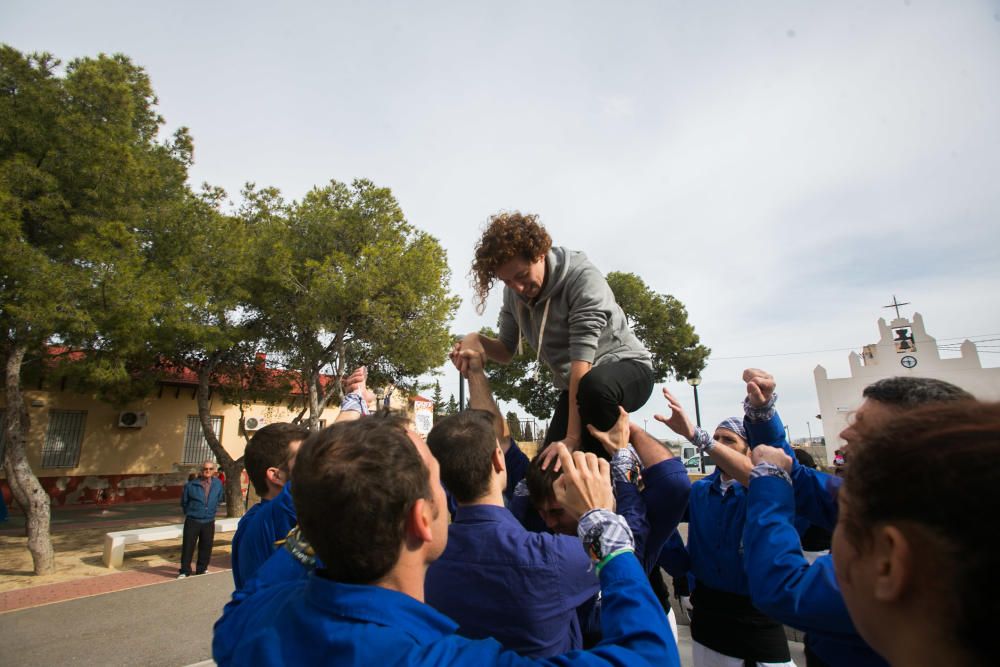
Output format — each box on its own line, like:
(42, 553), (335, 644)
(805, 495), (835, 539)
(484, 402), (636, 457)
(215, 544), (313, 666)
(743, 475), (888, 667)
(426, 504), (599, 657)
(680, 471), (752, 595)
(744, 411), (841, 531)
(231, 483), (297, 591)
(639, 458), (691, 573)
(217, 551), (680, 666)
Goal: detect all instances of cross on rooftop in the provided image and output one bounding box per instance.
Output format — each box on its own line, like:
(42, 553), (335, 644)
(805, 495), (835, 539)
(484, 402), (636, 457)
(883, 295), (911, 319)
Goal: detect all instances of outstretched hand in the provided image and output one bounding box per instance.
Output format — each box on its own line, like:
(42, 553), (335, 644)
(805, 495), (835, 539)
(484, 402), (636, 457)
(653, 388), (696, 440)
(552, 445), (616, 520)
(586, 407), (631, 457)
(743, 368), (776, 408)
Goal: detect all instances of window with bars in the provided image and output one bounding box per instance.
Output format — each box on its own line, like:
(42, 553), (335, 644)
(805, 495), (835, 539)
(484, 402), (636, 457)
(182, 416), (223, 465)
(42, 410), (87, 468)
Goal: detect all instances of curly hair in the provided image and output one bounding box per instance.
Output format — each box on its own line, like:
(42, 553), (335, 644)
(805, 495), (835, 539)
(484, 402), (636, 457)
(471, 211), (552, 314)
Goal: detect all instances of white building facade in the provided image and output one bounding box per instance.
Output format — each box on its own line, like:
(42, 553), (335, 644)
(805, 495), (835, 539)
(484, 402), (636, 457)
(814, 311), (1000, 465)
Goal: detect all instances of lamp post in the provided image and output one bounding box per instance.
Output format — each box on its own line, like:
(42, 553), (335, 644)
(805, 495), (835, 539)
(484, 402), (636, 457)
(643, 418), (648, 432)
(687, 377), (704, 472)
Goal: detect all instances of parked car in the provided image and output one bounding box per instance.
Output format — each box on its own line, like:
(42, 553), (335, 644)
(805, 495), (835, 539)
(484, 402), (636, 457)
(683, 455), (716, 475)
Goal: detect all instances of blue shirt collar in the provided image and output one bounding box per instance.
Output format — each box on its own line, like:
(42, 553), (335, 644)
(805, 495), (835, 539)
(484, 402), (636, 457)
(305, 573), (458, 644)
(453, 503), (520, 525)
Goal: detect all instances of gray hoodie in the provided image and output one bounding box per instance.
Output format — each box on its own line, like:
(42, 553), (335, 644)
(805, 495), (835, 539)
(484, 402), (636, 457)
(497, 247), (652, 390)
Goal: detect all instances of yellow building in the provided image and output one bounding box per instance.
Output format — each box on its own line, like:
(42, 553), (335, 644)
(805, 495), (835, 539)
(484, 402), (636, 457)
(1, 364), (410, 506)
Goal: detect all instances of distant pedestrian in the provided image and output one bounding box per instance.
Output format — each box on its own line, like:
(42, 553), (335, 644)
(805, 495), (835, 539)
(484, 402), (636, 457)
(178, 460), (223, 578)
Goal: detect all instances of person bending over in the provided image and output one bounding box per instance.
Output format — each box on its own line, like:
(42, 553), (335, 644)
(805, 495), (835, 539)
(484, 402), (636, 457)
(454, 211), (654, 463)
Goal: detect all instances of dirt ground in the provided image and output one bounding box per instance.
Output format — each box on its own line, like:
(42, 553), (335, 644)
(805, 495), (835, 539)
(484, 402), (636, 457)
(0, 520), (233, 593)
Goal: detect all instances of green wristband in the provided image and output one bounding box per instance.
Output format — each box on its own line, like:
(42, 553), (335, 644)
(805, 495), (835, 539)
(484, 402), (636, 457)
(595, 548), (633, 575)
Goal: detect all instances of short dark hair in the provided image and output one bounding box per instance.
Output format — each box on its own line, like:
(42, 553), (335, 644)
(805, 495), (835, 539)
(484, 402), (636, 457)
(525, 453), (563, 507)
(862, 376), (973, 408)
(244, 422), (310, 496)
(793, 448), (818, 469)
(291, 412), (431, 584)
(427, 409), (497, 504)
(843, 400), (1000, 665)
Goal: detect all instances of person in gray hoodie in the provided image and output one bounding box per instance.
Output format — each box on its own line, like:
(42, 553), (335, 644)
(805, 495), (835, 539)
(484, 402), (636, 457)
(454, 211), (654, 462)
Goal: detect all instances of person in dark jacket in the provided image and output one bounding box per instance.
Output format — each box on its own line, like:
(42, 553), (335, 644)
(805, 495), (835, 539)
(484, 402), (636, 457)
(178, 460), (224, 578)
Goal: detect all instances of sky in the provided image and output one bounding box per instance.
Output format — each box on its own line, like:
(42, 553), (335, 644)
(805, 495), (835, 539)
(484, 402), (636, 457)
(4, 0), (1000, 449)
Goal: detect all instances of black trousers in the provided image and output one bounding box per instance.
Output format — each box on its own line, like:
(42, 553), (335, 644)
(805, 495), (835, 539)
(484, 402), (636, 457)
(544, 360), (655, 459)
(180, 516), (215, 575)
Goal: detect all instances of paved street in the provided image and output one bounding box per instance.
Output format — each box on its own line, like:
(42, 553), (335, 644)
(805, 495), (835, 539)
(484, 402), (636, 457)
(0, 570), (231, 667)
(0, 565), (805, 666)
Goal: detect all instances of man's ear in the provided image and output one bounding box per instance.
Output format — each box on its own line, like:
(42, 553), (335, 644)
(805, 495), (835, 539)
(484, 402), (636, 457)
(406, 498), (434, 545)
(265, 467), (284, 486)
(873, 525), (913, 603)
(492, 444), (506, 474)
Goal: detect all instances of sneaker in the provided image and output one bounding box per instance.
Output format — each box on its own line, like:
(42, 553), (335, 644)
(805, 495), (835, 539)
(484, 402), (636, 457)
(177, 573), (188, 579)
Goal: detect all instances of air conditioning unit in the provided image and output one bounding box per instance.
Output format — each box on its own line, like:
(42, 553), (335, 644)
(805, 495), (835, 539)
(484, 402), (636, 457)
(118, 411), (148, 428)
(244, 417), (266, 431)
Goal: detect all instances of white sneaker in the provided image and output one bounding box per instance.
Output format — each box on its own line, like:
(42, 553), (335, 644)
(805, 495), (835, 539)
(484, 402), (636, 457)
(177, 573), (188, 579)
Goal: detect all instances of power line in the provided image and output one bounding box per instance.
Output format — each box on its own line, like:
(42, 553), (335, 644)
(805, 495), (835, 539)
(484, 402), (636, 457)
(711, 333), (1000, 361)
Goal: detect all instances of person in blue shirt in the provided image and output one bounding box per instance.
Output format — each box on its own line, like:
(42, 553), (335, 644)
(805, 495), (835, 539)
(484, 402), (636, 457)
(653, 387), (794, 667)
(425, 349), (600, 657)
(427, 414), (598, 654)
(178, 460), (224, 578)
(215, 411), (681, 666)
(715, 371), (970, 667)
(514, 401), (691, 647)
(829, 399), (998, 667)
(230, 422), (309, 590)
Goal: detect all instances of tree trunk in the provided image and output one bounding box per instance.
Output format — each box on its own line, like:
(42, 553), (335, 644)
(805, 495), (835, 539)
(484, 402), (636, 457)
(195, 358), (245, 518)
(3, 345), (55, 575)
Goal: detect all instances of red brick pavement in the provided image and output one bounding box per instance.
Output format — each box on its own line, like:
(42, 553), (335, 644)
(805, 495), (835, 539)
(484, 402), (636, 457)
(0, 553), (232, 614)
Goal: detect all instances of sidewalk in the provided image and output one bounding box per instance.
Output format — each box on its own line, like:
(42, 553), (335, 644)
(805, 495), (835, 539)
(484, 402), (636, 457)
(0, 500), (234, 597)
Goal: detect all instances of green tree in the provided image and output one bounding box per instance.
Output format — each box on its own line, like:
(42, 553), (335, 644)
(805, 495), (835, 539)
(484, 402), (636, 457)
(605, 272), (710, 382)
(445, 394), (458, 415)
(480, 327), (561, 420)
(522, 421), (534, 442)
(0, 48), (195, 573)
(431, 380), (444, 419)
(248, 179), (459, 430)
(146, 188), (265, 518)
(505, 411), (523, 440)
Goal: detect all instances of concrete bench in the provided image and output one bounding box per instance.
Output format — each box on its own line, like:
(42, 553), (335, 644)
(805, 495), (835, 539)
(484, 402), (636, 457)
(102, 516), (241, 568)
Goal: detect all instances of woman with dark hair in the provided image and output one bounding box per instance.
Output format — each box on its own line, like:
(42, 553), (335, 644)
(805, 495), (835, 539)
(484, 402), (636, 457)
(833, 400), (999, 667)
(453, 211), (654, 462)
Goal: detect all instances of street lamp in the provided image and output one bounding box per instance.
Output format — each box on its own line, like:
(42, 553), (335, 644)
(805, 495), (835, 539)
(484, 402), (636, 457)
(643, 418), (648, 432)
(687, 377), (704, 473)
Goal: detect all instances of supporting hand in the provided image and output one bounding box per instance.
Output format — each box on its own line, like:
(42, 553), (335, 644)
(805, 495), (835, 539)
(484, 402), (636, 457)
(585, 407), (631, 456)
(552, 445), (615, 520)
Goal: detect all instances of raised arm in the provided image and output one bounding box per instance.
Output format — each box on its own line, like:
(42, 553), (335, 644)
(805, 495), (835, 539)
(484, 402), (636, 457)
(741, 368), (841, 531)
(741, 446), (860, 637)
(455, 349), (507, 448)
